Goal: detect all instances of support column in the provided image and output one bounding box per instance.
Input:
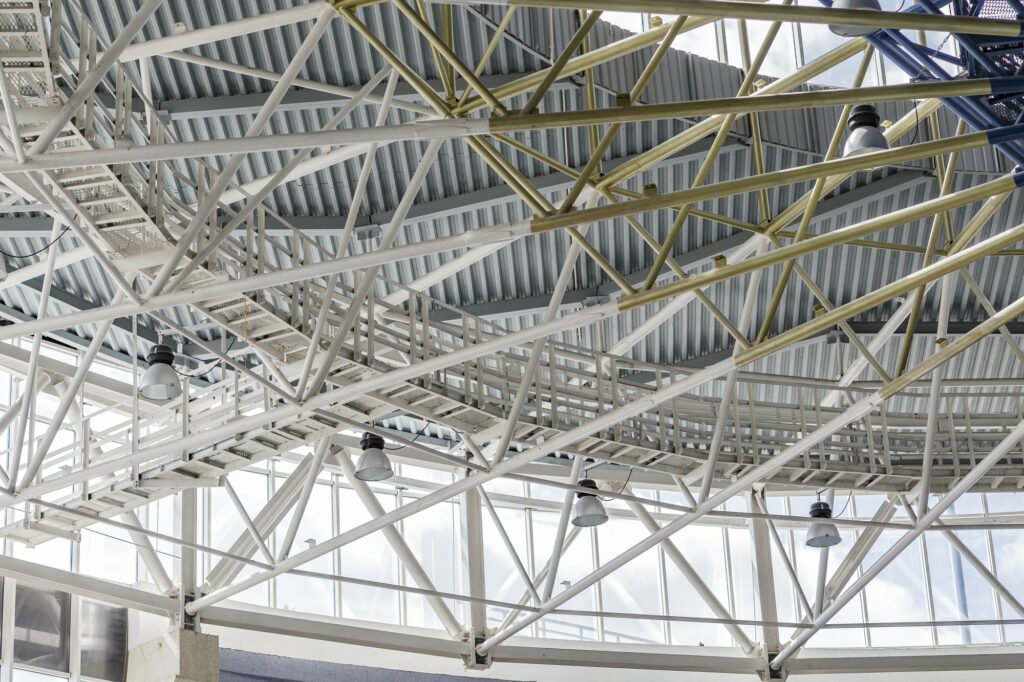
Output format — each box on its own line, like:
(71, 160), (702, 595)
(461, 480), (489, 669)
(127, 629), (219, 682)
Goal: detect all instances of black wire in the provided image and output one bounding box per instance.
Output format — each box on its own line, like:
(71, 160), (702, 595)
(83, 526), (182, 561)
(616, 466), (635, 497)
(382, 421), (431, 450)
(834, 490), (854, 518)
(0, 225), (71, 259)
(171, 335), (238, 379)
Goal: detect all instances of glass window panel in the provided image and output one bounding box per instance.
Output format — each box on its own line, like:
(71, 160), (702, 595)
(992, 529), (1024, 643)
(864, 532), (931, 647)
(957, 530), (999, 644)
(728, 527), (757, 645)
(986, 492), (1024, 514)
(80, 600), (128, 681)
(13, 584), (70, 673)
(80, 527), (136, 585)
(13, 539), (71, 573)
(402, 497), (458, 630)
(399, 464), (452, 486)
(598, 518), (664, 644)
(337, 488), (400, 624)
(276, 483), (334, 616)
(532, 510), (598, 641)
(481, 505), (528, 629)
(793, 526), (865, 648)
(665, 524), (732, 647)
(926, 531), (963, 645)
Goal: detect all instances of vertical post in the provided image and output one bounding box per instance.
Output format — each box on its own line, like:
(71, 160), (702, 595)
(749, 488), (779, 655)
(461, 479), (489, 668)
(181, 486), (198, 628)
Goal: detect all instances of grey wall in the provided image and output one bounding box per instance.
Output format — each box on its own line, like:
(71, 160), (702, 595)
(220, 649), (530, 682)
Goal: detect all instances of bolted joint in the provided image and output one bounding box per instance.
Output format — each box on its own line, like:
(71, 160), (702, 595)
(463, 633), (492, 670)
(761, 652), (787, 681)
(180, 594), (200, 632)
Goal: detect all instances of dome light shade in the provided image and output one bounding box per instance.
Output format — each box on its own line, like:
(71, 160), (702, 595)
(805, 500), (842, 548)
(139, 344), (181, 401)
(843, 103), (889, 159)
(572, 479), (608, 527)
(828, 0), (882, 37)
(355, 432), (393, 481)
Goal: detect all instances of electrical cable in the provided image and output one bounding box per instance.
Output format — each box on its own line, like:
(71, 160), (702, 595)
(0, 224), (71, 259)
(171, 335), (238, 379)
(381, 420), (431, 450)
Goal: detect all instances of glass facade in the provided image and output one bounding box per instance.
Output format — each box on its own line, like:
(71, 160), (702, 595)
(1, 331), (1024, 671)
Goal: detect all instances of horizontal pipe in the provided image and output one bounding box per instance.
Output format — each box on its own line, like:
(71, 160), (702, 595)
(616, 174), (1021, 311)
(8, 81), (1012, 172)
(532, 131), (1016, 234)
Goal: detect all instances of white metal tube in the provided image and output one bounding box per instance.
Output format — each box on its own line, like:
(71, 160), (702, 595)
(480, 490), (541, 605)
(121, 510), (176, 595)
(0, 61), (25, 163)
(380, 240), (511, 307)
(491, 191), (600, 464)
(203, 456), (314, 592)
(29, 0), (165, 155)
(812, 489), (835, 617)
(17, 291), (126, 490)
(697, 237), (767, 503)
(119, 4), (327, 61)
(184, 358), (739, 615)
(919, 271), (954, 515)
(301, 137), (445, 401)
(276, 437), (332, 561)
(165, 65), (393, 294)
(898, 494), (1024, 619)
(160, 51), (434, 117)
(819, 191), (1011, 410)
(608, 236), (763, 356)
(147, 6), (337, 298)
(8, 219), (62, 490)
(11, 300), (621, 516)
(476, 394), (881, 654)
(497, 526), (582, 631)
(336, 70), (400, 259)
(336, 446), (464, 637)
(541, 455), (585, 602)
(222, 477), (275, 566)
(0, 220), (533, 343)
(753, 494), (813, 619)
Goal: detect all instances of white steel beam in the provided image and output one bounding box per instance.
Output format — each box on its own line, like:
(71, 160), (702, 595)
(749, 488), (779, 654)
(119, 4), (327, 62)
(121, 509), (176, 596)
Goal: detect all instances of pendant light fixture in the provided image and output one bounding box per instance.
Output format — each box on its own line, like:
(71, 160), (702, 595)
(355, 432), (394, 481)
(139, 343), (181, 401)
(843, 103), (890, 159)
(805, 499), (842, 548)
(828, 0), (882, 37)
(572, 479), (608, 527)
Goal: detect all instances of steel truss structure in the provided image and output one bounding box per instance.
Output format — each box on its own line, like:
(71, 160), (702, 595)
(0, 0), (1023, 679)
